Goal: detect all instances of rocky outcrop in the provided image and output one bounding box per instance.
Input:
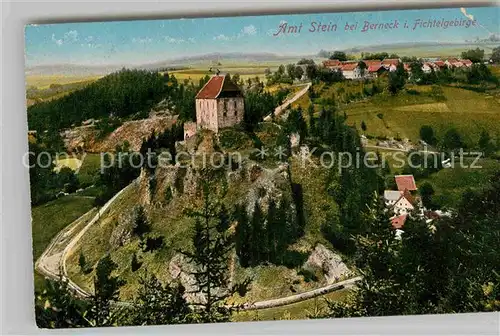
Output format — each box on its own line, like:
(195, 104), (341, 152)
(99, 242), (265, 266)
(302, 244), (352, 284)
(109, 207), (139, 248)
(63, 116), (178, 153)
(168, 253), (229, 304)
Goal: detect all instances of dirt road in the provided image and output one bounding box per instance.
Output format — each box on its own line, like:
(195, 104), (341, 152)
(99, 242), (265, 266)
(264, 83), (311, 122)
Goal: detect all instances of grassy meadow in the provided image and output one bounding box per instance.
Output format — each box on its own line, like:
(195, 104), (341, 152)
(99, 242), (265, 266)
(419, 157), (500, 209)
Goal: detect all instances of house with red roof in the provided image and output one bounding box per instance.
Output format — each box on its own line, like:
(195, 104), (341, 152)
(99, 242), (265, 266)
(460, 59), (473, 67)
(184, 74), (244, 139)
(395, 175), (417, 192)
(391, 214), (408, 230)
(363, 60), (386, 78)
(381, 58), (400, 72)
(323, 59), (342, 69)
(340, 61), (364, 79)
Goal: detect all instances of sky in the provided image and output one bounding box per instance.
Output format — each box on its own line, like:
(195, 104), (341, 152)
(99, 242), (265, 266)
(25, 6), (499, 67)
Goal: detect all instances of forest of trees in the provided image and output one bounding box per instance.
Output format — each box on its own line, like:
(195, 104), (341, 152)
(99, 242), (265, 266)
(28, 69), (212, 132)
(322, 171), (500, 318)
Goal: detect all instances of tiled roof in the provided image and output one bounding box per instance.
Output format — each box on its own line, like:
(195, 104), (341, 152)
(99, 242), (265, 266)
(395, 175), (417, 191)
(381, 58), (400, 66)
(391, 214), (407, 229)
(323, 59), (342, 67)
(195, 75), (242, 99)
(196, 75), (225, 99)
(341, 62), (359, 71)
(363, 60), (382, 66)
(384, 190), (403, 201)
(368, 64), (383, 72)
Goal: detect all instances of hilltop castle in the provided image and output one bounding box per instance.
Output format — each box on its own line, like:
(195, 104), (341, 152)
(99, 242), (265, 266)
(184, 74), (244, 140)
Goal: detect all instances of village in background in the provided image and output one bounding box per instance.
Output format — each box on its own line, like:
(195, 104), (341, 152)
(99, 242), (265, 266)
(26, 16), (500, 328)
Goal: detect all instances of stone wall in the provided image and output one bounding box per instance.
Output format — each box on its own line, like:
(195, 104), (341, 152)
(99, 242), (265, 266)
(196, 97), (244, 133)
(195, 99), (218, 132)
(216, 97), (244, 129)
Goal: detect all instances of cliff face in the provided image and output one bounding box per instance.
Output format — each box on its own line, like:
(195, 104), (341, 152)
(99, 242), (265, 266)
(138, 157), (296, 220)
(62, 116), (177, 153)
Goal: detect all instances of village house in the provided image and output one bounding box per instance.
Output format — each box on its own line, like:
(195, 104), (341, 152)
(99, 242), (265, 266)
(322, 59), (342, 70)
(363, 60), (387, 78)
(384, 174), (421, 217)
(183, 74), (244, 140)
(381, 58), (400, 72)
(395, 174), (418, 192)
(341, 62), (364, 79)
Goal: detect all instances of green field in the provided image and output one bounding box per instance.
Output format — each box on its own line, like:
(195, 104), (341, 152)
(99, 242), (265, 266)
(31, 195), (95, 261)
(342, 85), (500, 146)
(419, 158), (500, 209)
(76, 153), (102, 187)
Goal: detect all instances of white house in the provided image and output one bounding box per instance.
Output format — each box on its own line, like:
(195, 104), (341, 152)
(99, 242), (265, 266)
(341, 62), (364, 79)
(392, 193), (415, 215)
(384, 190), (403, 207)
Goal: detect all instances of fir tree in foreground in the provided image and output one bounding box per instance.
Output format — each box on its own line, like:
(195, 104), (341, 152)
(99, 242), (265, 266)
(85, 255), (126, 327)
(132, 272), (192, 325)
(180, 172), (250, 323)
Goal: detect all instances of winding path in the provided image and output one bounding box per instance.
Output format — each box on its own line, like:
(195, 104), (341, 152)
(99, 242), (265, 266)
(35, 175), (361, 310)
(264, 83), (312, 121)
(36, 179), (139, 298)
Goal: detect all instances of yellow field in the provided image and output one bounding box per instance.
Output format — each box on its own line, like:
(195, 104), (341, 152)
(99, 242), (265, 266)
(170, 71), (265, 84)
(26, 74), (102, 89)
(53, 157), (82, 172)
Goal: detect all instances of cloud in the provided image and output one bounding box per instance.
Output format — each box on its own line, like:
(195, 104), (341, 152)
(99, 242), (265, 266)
(80, 43), (101, 49)
(460, 8), (474, 21)
(132, 37), (153, 44)
(165, 36), (185, 44)
(241, 24), (257, 36)
(213, 34), (230, 41)
(188, 37), (196, 43)
(64, 30), (79, 42)
(85, 36), (94, 42)
(51, 33), (63, 46)
(51, 30), (80, 46)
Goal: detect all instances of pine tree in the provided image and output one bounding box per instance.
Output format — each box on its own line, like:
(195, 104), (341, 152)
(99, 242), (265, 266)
(131, 253), (142, 272)
(250, 201), (264, 265)
(79, 252), (87, 273)
(234, 204), (251, 267)
(307, 104), (316, 137)
(180, 178), (249, 323)
(86, 255), (126, 327)
(133, 206), (150, 238)
(132, 272), (191, 325)
(35, 276), (90, 328)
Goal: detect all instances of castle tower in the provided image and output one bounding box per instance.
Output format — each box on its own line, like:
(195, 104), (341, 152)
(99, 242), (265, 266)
(192, 74), (244, 135)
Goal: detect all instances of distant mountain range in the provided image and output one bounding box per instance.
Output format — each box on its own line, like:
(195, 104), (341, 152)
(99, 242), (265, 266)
(26, 41), (499, 76)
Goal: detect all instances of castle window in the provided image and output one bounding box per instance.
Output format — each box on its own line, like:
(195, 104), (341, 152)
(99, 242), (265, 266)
(234, 100), (237, 116)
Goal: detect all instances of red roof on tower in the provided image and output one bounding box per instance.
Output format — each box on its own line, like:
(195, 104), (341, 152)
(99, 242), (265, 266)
(395, 175), (417, 192)
(195, 75), (242, 99)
